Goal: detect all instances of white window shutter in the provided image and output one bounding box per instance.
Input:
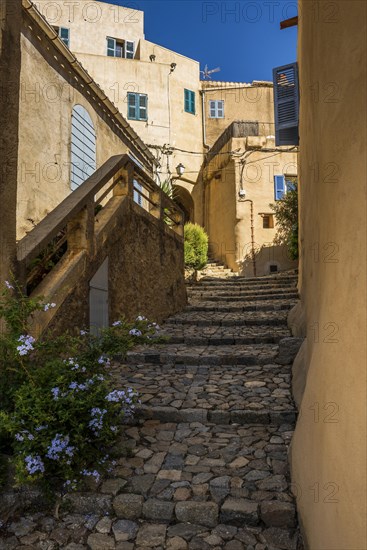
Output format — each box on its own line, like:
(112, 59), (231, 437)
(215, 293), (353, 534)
(273, 63), (299, 146)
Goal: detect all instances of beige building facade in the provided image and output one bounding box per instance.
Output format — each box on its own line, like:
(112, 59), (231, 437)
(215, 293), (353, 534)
(289, 1), (367, 548)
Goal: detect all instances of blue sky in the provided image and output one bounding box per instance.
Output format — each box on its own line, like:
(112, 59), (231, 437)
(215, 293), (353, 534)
(99, 0), (298, 82)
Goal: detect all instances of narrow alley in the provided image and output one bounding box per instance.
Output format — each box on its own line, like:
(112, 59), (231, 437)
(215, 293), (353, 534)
(2, 270), (303, 550)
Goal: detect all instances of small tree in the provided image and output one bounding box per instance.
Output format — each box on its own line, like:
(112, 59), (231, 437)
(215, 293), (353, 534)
(184, 223), (208, 270)
(270, 179), (299, 260)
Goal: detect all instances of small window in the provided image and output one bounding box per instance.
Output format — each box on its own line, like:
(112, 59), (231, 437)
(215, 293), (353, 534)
(107, 37), (135, 59)
(133, 179), (143, 206)
(184, 89), (195, 114)
(263, 214), (274, 229)
(209, 100), (224, 118)
(127, 93), (148, 121)
(54, 26), (70, 47)
(274, 175), (286, 200)
(269, 264), (278, 273)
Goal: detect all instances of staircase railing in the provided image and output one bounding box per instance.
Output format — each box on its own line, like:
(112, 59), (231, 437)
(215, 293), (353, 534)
(17, 154), (184, 295)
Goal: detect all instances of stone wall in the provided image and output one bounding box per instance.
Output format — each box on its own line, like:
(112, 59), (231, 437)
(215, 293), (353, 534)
(290, 1), (367, 548)
(44, 196), (187, 334)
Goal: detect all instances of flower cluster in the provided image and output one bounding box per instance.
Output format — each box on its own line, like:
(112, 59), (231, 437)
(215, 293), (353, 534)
(43, 303), (56, 312)
(25, 455), (45, 475)
(16, 335), (36, 356)
(46, 434), (75, 461)
(129, 328), (142, 337)
(81, 469), (100, 483)
(88, 407), (107, 435)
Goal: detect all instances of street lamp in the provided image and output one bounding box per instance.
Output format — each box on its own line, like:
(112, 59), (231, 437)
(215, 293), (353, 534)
(176, 163), (185, 177)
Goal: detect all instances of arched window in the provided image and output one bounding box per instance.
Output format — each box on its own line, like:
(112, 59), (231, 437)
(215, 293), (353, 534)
(70, 105), (96, 191)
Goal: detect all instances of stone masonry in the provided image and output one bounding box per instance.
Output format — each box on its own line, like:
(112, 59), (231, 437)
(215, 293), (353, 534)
(0, 268), (303, 549)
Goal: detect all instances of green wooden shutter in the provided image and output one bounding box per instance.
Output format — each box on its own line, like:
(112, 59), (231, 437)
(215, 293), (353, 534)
(138, 94), (147, 120)
(127, 93), (137, 119)
(273, 63), (299, 146)
(107, 37), (116, 57)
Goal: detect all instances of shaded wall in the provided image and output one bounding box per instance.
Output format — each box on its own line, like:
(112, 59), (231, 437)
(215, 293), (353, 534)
(0, 0), (22, 281)
(44, 196), (187, 333)
(290, 1), (367, 548)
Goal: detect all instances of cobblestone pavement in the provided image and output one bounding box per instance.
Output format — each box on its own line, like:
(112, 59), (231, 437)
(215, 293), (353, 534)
(1, 270), (303, 549)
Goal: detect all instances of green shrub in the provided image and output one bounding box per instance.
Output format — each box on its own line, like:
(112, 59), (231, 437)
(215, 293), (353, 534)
(184, 223), (208, 270)
(0, 280), (161, 493)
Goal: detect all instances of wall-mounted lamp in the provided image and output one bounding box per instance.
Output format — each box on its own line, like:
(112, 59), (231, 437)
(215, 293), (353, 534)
(150, 54), (156, 62)
(176, 163), (185, 177)
(170, 62), (177, 73)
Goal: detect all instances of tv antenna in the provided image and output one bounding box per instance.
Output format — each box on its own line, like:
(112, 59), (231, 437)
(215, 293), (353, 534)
(200, 64), (221, 80)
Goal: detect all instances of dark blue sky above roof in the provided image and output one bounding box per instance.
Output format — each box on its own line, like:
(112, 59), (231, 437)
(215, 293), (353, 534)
(98, 0), (298, 82)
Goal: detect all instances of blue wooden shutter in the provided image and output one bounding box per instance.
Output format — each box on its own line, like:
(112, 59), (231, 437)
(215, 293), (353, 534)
(273, 63), (299, 146)
(274, 175), (286, 200)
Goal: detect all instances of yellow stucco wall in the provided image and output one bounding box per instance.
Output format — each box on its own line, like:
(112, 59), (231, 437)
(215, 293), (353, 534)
(35, 0), (204, 192)
(203, 135), (298, 275)
(17, 29), (136, 239)
(290, 1), (367, 548)
(203, 81), (275, 148)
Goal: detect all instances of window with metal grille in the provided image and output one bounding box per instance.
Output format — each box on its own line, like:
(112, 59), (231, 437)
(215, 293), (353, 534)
(53, 26), (70, 47)
(127, 93), (148, 121)
(107, 37), (135, 58)
(209, 100), (224, 118)
(184, 89), (195, 114)
(70, 105), (96, 191)
(273, 63), (299, 146)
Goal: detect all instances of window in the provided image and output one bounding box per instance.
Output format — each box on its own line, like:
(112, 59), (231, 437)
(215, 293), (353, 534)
(273, 62), (299, 146)
(184, 89), (195, 114)
(107, 37), (135, 59)
(127, 93), (148, 121)
(133, 179), (143, 206)
(70, 105), (96, 191)
(209, 100), (224, 118)
(263, 214), (274, 229)
(274, 175), (297, 200)
(54, 26), (70, 47)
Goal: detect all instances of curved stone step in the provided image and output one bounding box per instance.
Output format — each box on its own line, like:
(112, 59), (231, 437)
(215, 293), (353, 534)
(166, 310), (289, 326)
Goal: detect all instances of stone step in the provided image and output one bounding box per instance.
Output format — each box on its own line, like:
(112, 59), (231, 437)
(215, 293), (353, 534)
(159, 324), (290, 345)
(187, 299), (297, 313)
(60, 420), (300, 548)
(166, 310), (289, 326)
(189, 292), (298, 304)
(201, 275), (298, 285)
(112, 362), (295, 423)
(125, 343), (278, 366)
(187, 282), (297, 291)
(188, 287), (298, 299)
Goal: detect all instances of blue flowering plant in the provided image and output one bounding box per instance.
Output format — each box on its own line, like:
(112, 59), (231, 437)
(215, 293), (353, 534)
(0, 280), (161, 492)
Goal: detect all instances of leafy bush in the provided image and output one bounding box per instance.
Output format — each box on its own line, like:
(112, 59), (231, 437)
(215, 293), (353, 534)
(270, 180), (299, 260)
(0, 280), (160, 493)
(184, 223), (208, 270)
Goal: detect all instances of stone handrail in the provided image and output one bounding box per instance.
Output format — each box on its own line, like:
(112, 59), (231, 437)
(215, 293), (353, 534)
(17, 154), (184, 288)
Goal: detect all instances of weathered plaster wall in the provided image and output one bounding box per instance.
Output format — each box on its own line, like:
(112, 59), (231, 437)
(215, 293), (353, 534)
(0, 0), (21, 281)
(45, 196), (187, 334)
(35, 0), (204, 192)
(203, 82), (275, 148)
(203, 136), (298, 275)
(290, 1), (367, 548)
(17, 27), (139, 239)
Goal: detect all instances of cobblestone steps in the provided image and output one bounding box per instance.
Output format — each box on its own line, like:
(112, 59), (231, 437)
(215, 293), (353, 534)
(0, 271), (303, 549)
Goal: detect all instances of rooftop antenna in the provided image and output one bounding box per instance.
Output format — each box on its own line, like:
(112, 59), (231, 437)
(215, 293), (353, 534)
(200, 64), (221, 80)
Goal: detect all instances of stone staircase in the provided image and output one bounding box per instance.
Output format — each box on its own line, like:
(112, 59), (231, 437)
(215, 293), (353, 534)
(196, 258), (237, 280)
(1, 272), (303, 549)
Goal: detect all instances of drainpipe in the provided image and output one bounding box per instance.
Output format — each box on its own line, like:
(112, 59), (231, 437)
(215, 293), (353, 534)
(244, 199), (256, 277)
